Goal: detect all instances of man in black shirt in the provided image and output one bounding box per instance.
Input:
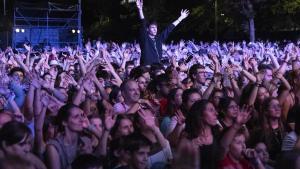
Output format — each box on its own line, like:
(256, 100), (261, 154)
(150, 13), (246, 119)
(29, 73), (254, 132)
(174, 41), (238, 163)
(136, 0), (189, 66)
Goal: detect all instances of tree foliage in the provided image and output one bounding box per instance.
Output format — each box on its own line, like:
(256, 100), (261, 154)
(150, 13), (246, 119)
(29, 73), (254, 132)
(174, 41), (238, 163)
(83, 0), (300, 41)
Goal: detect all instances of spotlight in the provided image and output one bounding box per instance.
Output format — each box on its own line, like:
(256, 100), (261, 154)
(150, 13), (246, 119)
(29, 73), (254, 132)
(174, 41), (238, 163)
(77, 30), (80, 34)
(21, 29), (25, 33)
(72, 29), (76, 33)
(15, 28), (20, 33)
(221, 13), (224, 16)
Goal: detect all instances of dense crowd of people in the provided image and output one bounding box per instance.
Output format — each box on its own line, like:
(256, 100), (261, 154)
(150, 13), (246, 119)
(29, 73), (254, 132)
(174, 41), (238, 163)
(0, 37), (300, 169)
(1, 0), (300, 168)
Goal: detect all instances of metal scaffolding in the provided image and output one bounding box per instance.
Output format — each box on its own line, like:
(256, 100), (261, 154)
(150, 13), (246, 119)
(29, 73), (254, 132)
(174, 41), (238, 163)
(12, 0), (82, 48)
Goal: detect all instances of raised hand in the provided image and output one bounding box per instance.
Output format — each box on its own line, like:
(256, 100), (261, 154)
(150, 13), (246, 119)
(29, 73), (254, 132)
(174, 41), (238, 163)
(180, 9), (190, 20)
(136, 0), (143, 10)
(85, 41), (92, 52)
(236, 105), (252, 126)
(175, 109), (185, 125)
(138, 109), (156, 129)
(31, 77), (41, 89)
(24, 44), (31, 52)
(243, 148), (257, 159)
(14, 112), (25, 123)
(104, 109), (117, 131)
(51, 47), (57, 55)
(96, 41), (101, 50)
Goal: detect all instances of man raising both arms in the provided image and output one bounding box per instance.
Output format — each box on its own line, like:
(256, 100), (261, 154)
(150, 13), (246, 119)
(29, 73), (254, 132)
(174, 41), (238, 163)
(136, 0), (189, 66)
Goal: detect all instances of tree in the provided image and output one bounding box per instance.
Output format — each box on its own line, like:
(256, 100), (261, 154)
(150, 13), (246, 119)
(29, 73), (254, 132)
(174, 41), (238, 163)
(241, 0), (255, 42)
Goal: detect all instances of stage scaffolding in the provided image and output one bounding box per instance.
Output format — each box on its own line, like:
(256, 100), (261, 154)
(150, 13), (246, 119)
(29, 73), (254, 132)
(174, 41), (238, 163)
(12, 0), (82, 48)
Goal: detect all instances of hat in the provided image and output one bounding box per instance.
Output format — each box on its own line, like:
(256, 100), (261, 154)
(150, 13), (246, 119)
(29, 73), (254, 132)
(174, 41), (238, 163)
(49, 59), (59, 66)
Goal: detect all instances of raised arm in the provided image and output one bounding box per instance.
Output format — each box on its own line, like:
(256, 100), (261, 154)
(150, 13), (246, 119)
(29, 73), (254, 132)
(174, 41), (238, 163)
(96, 109), (116, 156)
(76, 53), (87, 76)
(138, 109), (169, 148)
(24, 78), (36, 121)
(247, 74), (262, 106)
(91, 70), (109, 101)
(102, 50), (123, 86)
(24, 44), (31, 67)
(172, 9), (189, 27)
(220, 105), (251, 159)
(136, 0), (144, 19)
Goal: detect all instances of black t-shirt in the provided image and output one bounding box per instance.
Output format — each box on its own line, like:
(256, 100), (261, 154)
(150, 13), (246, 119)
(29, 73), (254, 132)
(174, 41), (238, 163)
(138, 19), (175, 66)
(287, 104), (300, 124)
(199, 127), (222, 169)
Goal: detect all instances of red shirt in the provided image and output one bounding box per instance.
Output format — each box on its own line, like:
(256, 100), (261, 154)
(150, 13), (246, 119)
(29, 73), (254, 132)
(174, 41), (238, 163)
(159, 98), (168, 116)
(219, 154), (254, 169)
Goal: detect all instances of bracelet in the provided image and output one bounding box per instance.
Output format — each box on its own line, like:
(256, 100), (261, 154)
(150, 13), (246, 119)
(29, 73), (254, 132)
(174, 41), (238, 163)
(255, 82), (262, 87)
(104, 127), (111, 132)
(87, 125), (96, 131)
(5, 92), (16, 102)
(270, 81), (279, 86)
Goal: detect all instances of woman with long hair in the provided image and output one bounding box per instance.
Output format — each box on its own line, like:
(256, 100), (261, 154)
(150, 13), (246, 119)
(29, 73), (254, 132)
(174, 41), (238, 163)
(250, 97), (285, 161)
(178, 99), (251, 169)
(0, 121), (46, 169)
(46, 104), (85, 169)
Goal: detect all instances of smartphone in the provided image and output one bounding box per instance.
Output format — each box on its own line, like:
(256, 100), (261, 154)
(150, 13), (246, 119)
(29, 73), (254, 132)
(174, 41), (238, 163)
(185, 53), (193, 64)
(228, 60), (232, 65)
(198, 48), (208, 55)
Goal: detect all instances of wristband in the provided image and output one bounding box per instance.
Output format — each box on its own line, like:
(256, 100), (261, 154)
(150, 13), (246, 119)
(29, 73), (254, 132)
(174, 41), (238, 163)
(87, 125), (96, 131)
(104, 127), (111, 132)
(5, 92), (15, 102)
(255, 82), (262, 87)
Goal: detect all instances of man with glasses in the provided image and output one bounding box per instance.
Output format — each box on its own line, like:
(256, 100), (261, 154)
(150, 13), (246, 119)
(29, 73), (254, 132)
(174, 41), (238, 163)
(189, 64), (207, 94)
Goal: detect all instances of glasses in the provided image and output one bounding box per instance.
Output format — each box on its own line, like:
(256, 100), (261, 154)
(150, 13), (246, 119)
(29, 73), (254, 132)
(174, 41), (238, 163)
(160, 83), (169, 87)
(269, 104), (281, 109)
(255, 148), (267, 154)
(228, 105), (239, 110)
(71, 113), (85, 119)
(197, 71), (206, 74)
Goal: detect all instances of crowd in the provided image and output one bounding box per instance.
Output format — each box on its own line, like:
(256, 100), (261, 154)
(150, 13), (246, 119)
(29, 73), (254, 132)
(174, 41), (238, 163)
(0, 38), (300, 169)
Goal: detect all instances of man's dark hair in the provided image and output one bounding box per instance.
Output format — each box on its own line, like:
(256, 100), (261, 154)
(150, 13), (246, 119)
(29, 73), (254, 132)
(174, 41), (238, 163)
(0, 121), (31, 147)
(258, 64), (273, 72)
(182, 88), (200, 107)
(155, 73), (169, 86)
(9, 67), (25, 76)
(124, 133), (151, 153)
(71, 154), (103, 169)
(147, 20), (158, 27)
(150, 63), (164, 78)
(189, 63), (205, 82)
(129, 66), (149, 79)
(125, 61), (135, 69)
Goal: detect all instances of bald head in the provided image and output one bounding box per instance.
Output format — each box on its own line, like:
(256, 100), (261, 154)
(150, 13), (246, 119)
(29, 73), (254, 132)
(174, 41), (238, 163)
(120, 80), (140, 104)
